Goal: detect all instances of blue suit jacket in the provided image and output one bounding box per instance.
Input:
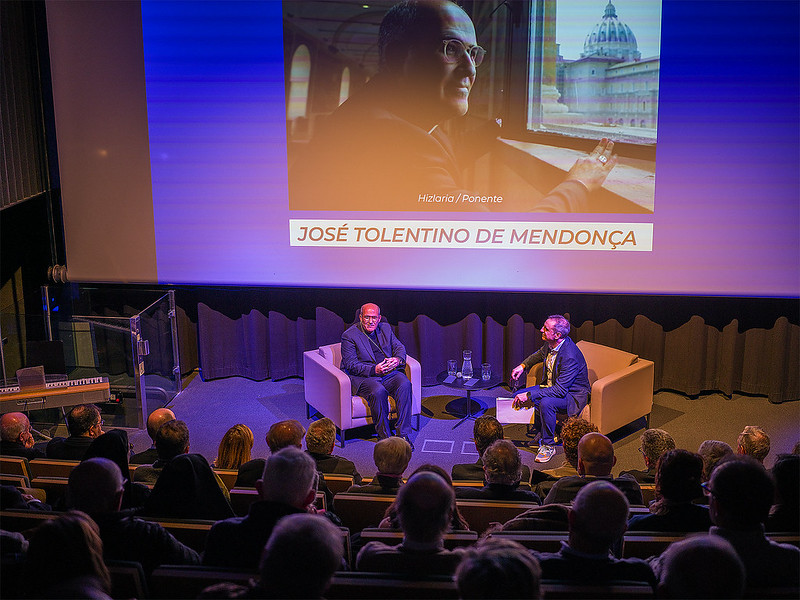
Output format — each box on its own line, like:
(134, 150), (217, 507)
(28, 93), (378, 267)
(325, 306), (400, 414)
(521, 336), (590, 416)
(340, 322), (406, 395)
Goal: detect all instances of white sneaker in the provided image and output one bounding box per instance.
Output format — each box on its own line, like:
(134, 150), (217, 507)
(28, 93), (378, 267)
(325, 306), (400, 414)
(535, 444), (556, 463)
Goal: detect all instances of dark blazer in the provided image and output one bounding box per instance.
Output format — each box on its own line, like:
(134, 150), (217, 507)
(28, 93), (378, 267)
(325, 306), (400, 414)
(454, 483), (541, 504)
(451, 459), (531, 485)
(130, 447), (159, 465)
(46, 435), (95, 460)
(0, 440), (45, 460)
(340, 321), (406, 395)
(521, 337), (590, 416)
(544, 474), (644, 506)
(627, 503), (712, 532)
(619, 466), (657, 484)
(346, 474), (403, 495)
(308, 451), (362, 485)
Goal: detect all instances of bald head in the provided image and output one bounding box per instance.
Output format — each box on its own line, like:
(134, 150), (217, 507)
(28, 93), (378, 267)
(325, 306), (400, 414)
(569, 481), (629, 552)
(146, 408), (175, 441)
(577, 432), (616, 476)
(397, 471), (455, 542)
(266, 420), (306, 453)
(68, 457), (125, 515)
(0, 412), (31, 444)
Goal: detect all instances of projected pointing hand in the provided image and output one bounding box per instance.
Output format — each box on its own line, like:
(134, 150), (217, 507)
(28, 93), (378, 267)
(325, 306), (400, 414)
(566, 138), (618, 193)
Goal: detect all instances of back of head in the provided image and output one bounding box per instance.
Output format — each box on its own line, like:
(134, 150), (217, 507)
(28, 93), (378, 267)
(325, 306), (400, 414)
(697, 440), (733, 481)
(658, 534), (745, 599)
(737, 425), (770, 463)
(772, 453), (800, 506)
(260, 446), (317, 508)
(67, 404), (101, 437)
(560, 417), (598, 468)
(708, 456), (774, 530)
(259, 513), (344, 598)
(25, 510), (111, 597)
(378, 0), (457, 71)
(84, 429), (132, 480)
(69, 457), (124, 515)
(0, 412), (29, 442)
(577, 432), (615, 476)
(482, 439), (522, 486)
(145, 453), (233, 520)
(456, 538), (542, 600)
(155, 419), (190, 461)
(306, 417), (337, 455)
(215, 424), (254, 470)
(266, 419), (306, 453)
(473, 415), (504, 457)
(570, 481), (629, 548)
(146, 408), (176, 441)
(373, 436), (412, 475)
(655, 449), (704, 503)
(640, 428), (676, 467)
(396, 471), (455, 542)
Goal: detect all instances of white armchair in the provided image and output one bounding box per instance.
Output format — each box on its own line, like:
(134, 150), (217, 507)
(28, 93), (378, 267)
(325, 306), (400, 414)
(303, 342), (422, 446)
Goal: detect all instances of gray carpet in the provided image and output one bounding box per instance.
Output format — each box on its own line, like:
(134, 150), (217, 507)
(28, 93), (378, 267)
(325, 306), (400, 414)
(123, 372), (800, 479)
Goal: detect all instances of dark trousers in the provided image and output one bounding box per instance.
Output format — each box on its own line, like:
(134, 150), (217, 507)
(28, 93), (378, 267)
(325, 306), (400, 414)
(356, 370), (413, 439)
(517, 386), (570, 446)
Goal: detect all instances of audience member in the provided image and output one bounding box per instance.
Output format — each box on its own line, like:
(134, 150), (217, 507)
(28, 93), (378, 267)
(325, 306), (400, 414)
(45, 404), (104, 460)
(379, 463), (470, 530)
(68, 457), (200, 574)
(142, 453), (235, 521)
(451, 415), (530, 483)
(455, 440), (541, 503)
(0, 484), (50, 511)
(766, 453), (799, 533)
(533, 417), (597, 498)
(24, 510), (112, 599)
(347, 436), (412, 494)
(793, 440), (800, 455)
(306, 417), (362, 484)
(235, 419), (305, 487)
(697, 439), (733, 482)
(656, 534), (745, 599)
(356, 471), (467, 575)
(532, 481), (656, 586)
(84, 429), (150, 510)
(543, 433), (643, 505)
(130, 407), (175, 464)
(736, 425), (770, 464)
(707, 456), (799, 587)
(203, 446), (321, 570)
(456, 537), (542, 600)
(132, 419), (190, 484)
(0, 412), (45, 459)
(213, 423), (254, 469)
(627, 449), (711, 532)
(620, 428), (675, 484)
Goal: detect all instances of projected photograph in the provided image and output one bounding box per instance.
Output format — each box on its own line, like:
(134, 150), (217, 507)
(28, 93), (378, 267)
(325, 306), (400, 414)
(285, 0), (661, 214)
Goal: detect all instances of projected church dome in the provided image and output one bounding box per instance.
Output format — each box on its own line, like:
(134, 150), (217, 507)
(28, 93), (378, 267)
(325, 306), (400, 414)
(582, 1), (641, 61)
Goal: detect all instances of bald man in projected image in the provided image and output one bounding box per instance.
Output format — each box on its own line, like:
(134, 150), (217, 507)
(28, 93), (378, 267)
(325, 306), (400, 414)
(289, 0), (616, 212)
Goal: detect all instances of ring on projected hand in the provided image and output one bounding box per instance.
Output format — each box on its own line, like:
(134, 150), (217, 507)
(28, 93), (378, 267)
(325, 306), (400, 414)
(598, 155), (608, 164)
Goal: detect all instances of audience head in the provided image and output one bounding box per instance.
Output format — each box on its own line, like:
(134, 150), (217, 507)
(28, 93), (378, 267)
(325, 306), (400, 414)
(473, 415), (504, 457)
(396, 471), (454, 543)
(658, 534), (745, 599)
(258, 513), (344, 599)
(0, 412), (34, 445)
(639, 428), (676, 469)
(215, 424), (254, 469)
(736, 425), (770, 464)
(155, 419), (190, 460)
(67, 404), (103, 438)
(482, 439), (522, 486)
(792, 440), (800, 455)
(84, 429), (134, 482)
(373, 436), (412, 476)
(559, 417), (598, 468)
(258, 446), (318, 509)
(146, 407), (175, 442)
(456, 537), (542, 599)
(569, 481), (629, 553)
(697, 440), (734, 481)
(771, 453), (799, 507)
(69, 457), (125, 515)
(266, 419), (306, 453)
(306, 417), (337, 455)
(577, 432), (616, 476)
(707, 456), (774, 530)
(25, 510), (111, 598)
(655, 449), (704, 504)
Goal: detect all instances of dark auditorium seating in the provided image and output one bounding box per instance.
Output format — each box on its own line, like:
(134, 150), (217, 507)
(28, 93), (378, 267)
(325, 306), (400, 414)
(359, 528), (478, 549)
(540, 580), (654, 599)
(106, 560), (149, 600)
(29, 476), (69, 506)
(333, 493), (396, 533)
(325, 572), (459, 599)
(212, 468), (238, 491)
(228, 487), (259, 516)
(455, 499), (540, 535)
(487, 531), (568, 553)
(0, 474), (30, 488)
(149, 565), (254, 599)
(0, 456), (31, 480)
(322, 473), (356, 495)
(29, 458), (80, 479)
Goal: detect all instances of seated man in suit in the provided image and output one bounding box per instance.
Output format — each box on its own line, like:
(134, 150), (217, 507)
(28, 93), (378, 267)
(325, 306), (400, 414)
(511, 315), (590, 464)
(340, 303), (414, 447)
(0, 412), (45, 459)
(620, 428), (675, 484)
(347, 436), (412, 495)
(130, 408), (175, 464)
(455, 440), (541, 504)
(451, 415), (530, 484)
(305, 417), (362, 485)
(544, 432), (643, 505)
(356, 471), (467, 575)
(46, 404), (104, 460)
